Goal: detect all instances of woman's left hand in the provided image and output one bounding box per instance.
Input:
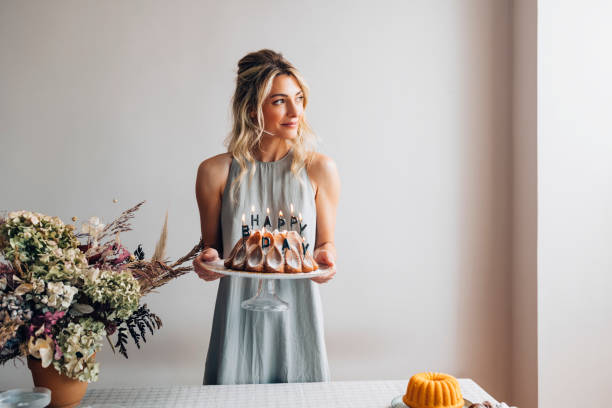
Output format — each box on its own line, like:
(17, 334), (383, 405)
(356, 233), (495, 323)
(311, 249), (336, 284)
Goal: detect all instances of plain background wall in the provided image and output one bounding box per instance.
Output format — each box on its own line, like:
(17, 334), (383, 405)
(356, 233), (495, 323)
(0, 0), (514, 403)
(538, 1), (612, 406)
(511, 0), (537, 407)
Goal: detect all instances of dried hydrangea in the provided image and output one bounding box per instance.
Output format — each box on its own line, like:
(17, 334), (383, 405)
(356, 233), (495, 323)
(82, 269), (140, 320)
(14, 277), (77, 312)
(0, 211), (88, 282)
(53, 318), (105, 382)
(0, 292), (32, 323)
(39, 281), (78, 311)
(31, 278), (45, 294)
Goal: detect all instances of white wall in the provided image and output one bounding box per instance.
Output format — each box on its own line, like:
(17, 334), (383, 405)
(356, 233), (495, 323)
(538, 1), (612, 406)
(511, 1), (538, 407)
(0, 0), (513, 401)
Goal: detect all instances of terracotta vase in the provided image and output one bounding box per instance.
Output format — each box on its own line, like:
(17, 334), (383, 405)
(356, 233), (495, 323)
(27, 357), (89, 408)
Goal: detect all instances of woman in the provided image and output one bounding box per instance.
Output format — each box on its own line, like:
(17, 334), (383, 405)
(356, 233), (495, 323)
(192, 49), (340, 385)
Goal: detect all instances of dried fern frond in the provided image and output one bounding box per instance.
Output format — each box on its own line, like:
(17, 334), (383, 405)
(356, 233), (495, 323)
(151, 211), (168, 263)
(112, 304), (162, 359)
(114, 326), (129, 359)
(0, 347), (22, 365)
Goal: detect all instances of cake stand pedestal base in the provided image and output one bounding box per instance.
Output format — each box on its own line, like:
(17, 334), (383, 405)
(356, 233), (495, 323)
(208, 259), (329, 312)
(241, 279), (288, 312)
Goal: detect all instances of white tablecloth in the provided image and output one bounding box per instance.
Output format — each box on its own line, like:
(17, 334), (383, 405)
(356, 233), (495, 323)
(80, 379), (498, 408)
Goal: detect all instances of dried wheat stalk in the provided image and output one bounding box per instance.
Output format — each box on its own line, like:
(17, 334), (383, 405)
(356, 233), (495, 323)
(127, 238), (204, 296)
(151, 211), (168, 263)
(170, 238), (204, 268)
(77, 202), (204, 295)
(96, 201), (145, 243)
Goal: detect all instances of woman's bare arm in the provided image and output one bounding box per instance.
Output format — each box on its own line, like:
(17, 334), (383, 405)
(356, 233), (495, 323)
(193, 153), (232, 281)
(307, 153), (341, 284)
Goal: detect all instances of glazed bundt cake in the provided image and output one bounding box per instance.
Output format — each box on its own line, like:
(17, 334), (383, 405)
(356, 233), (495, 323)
(224, 229), (318, 273)
(403, 372), (464, 408)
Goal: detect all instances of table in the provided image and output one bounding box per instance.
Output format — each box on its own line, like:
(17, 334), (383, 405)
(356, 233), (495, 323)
(80, 379), (498, 407)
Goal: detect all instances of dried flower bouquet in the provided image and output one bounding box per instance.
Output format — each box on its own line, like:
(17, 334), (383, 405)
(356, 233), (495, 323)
(0, 202), (202, 382)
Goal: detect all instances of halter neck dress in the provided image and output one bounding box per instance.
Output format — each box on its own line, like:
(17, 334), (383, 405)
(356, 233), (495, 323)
(203, 150), (330, 385)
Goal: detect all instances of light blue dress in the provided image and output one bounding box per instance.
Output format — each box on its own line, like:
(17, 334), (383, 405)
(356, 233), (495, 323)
(203, 150), (330, 385)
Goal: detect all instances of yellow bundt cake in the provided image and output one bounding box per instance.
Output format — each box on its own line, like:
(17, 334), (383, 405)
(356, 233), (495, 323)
(402, 372), (464, 408)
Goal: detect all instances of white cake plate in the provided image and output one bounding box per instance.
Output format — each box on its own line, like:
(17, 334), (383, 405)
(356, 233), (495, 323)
(206, 259), (330, 312)
(391, 395), (473, 408)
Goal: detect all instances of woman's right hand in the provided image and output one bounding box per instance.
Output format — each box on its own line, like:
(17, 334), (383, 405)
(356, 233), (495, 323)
(193, 248), (225, 281)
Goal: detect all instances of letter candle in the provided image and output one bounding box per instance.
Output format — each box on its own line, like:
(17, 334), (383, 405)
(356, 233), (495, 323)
(241, 214), (249, 247)
(250, 205), (259, 229)
(301, 240), (310, 256)
(299, 213), (307, 237)
(278, 210), (286, 231)
(262, 230), (270, 249)
(290, 203), (298, 231)
(263, 207), (272, 229)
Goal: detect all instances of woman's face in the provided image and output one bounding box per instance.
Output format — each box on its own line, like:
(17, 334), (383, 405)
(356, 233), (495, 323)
(259, 74), (304, 140)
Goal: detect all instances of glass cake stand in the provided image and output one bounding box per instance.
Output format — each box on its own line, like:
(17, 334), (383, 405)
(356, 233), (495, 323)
(206, 259), (329, 312)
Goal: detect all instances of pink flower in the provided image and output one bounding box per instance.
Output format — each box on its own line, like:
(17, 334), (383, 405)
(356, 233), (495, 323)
(54, 343), (63, 360)
(111, 247), (131, 265)
(28, 311), (66, 338)
(43, 310), (65, 325)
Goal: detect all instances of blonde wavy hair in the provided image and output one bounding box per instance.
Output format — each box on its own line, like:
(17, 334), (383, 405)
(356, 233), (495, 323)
(225, 49), (317, 203)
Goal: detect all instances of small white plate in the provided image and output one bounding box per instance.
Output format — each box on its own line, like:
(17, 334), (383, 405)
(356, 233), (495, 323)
(391, 395), (409, 408)
(391, 395), (473, 408)
(0, 388), (51, 408)
(206, 259), (330, 280)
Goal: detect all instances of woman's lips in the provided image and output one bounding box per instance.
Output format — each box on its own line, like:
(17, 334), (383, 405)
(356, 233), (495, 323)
(282, 123), (297, 127)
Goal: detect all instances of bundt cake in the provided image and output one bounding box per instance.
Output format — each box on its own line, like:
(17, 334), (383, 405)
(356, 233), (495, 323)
(402, 372), (464, 408)
(224, 229), (318, 273)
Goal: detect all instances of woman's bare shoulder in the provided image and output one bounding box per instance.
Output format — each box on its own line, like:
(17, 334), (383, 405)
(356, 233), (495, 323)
(198, 152), (233, 172)
(306, 152), (339, 193)
(307, 152), (338, 177)
(196, 152), (233, 194)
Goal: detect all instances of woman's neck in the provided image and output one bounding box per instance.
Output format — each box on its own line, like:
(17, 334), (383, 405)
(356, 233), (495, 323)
(253, 137), (291, 162)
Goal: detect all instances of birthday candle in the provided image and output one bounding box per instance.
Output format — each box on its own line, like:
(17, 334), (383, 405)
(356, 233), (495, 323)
(278, 210), (286, 231)
(262, 234), (270, 249)
(290, 203), (298, 231)
(241, 214), (249, 246)
(301, 236), (310, 256)
(264, 207), (272, 228)
(298, 213), (307, 237)
(250, 205), (259, 229)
